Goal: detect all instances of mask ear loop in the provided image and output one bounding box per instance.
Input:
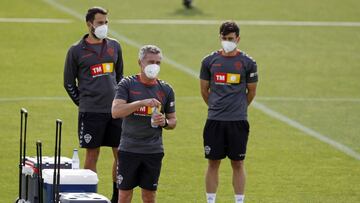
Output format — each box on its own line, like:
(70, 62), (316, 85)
(89, 23), (98, 39)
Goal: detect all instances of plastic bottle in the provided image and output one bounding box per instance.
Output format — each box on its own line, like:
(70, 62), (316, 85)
(151, 107), (159, 128)
(72, 148), (80, 169)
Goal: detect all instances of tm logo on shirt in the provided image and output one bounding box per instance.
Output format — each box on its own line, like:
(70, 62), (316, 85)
(214, 72), (240, 85)
(90, 63), (114, 77)
(134, 105), (162, 116)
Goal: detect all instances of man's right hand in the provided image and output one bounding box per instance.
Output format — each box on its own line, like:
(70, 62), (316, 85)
(142, 98), (161, 107)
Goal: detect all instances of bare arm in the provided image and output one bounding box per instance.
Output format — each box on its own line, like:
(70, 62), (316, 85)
(200, 79), (210, 105)
(111, 98), (161, 119)
(247, 82), (257, 106)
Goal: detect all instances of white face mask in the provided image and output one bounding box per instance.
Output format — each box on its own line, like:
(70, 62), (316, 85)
(144, 64), (160, 79)
(93, 24), (108, 39)
(221, 40), (237, 53)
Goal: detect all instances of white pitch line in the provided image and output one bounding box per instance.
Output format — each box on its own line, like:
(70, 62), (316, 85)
(0, 18), (72, 23)
(114, 19), (360, 27)
(43, 0), (360, 160)
(174, 96), (360, 103)
(0, 96), (68, 102)
(253, 102), (360, 160)
(1, 18), (359, 27)
(256, 96), (360, 102)
(2, 96), (360, 103)
(0, 96), (201, 102)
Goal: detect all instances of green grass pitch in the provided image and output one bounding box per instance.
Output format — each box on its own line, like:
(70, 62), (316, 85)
(0, 0), (359, 202)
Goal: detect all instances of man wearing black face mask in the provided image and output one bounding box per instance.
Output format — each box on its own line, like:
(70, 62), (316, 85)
(63, 6), (123, 203)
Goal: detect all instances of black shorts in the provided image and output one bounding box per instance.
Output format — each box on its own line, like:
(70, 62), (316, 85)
(78, 112), (122, 148)
(117, 151), (164, 191)
(203, 119), (249, 160)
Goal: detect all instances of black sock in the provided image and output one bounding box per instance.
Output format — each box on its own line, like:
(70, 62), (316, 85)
(111, 182), (118, 203)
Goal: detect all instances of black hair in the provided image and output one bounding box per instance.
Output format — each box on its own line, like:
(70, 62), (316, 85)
(219, 21), (240, 37)
(85, 7), (108, 22)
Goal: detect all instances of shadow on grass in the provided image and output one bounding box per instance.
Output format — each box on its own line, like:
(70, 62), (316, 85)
(170, 6), (209, 17)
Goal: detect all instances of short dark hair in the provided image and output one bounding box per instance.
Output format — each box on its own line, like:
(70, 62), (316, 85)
(219, 21), (240, 37)
(85, 7), (108, 22)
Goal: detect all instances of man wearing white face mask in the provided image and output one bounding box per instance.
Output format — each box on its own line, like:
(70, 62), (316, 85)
(200, 21), (258, 203)
(112, 45), (177, 203)
(63, 6), (123, 203)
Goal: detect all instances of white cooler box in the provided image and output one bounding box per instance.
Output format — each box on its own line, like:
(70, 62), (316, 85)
(60, 193), (110, 203)
(42, 169), (98, 203)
